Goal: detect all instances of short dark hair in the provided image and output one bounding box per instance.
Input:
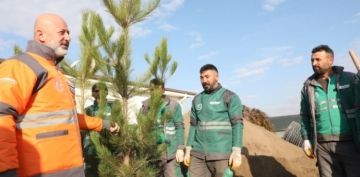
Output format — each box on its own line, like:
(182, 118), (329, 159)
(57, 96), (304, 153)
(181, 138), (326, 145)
(92, 83), (108, 94)
(312, 45), (334, 57)
(200, 64), (218, 73)
(150, 78), (164, 88)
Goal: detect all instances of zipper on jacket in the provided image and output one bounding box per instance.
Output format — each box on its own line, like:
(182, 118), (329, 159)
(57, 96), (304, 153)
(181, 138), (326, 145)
(324, 79), (334, 135)
(325, 94), (334, 135)
(201, 95), (209, 158)
(56, 68), (83, 153)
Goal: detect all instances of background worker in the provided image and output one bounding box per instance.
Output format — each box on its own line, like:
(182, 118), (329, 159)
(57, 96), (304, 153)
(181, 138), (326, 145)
(140, 78), (187, 177)
(82, 83), (113, 177)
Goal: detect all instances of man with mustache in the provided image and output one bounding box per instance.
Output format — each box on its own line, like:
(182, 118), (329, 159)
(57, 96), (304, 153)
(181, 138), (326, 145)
(300, 45), (360, 177)
(0, 13), (119, 177)
(184, 64), (243, 177)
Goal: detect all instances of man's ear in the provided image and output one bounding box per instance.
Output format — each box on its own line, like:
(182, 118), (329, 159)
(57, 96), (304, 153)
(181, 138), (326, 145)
(329, 55), (334, 65)
(36, 30), (46, 43)
(215, 72), (219, 82)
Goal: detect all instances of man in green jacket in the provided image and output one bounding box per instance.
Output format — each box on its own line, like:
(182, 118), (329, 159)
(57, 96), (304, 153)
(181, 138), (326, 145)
(83, 83), (113, 177)
(140, 78), (187, 177)
(300, 45), (360, 177)
(184, 64), (243, 177)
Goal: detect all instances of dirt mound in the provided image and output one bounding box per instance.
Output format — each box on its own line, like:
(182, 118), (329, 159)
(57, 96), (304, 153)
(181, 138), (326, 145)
(243, 105), (274, 132)
(183, 113), (318, 177)
(236, 120), (318, 177)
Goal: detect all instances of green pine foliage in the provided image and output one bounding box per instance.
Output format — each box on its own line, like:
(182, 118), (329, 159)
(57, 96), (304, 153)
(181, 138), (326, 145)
(60, 11), (107, 113)
(95, 82), (110, 119)
(13, 45), (23, 55)
(144, 37), (178, 84)
(75, 0), (165, 176)
(58, 0), (183, 176)
(91, 90), (166, 177)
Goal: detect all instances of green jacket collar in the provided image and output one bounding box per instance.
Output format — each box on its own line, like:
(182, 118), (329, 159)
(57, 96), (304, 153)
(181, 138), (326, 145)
(305, 66), (344, 87)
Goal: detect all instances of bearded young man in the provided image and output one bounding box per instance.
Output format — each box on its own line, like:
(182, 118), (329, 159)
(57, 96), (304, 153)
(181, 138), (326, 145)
(184, 64), (243, 177)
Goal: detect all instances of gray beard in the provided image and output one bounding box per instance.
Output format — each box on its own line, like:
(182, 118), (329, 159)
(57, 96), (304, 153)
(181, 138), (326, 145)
(54, 47), (68, 57)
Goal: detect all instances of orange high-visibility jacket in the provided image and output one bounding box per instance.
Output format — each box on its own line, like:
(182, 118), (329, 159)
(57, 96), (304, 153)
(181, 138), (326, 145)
(0, 41), (109, 177)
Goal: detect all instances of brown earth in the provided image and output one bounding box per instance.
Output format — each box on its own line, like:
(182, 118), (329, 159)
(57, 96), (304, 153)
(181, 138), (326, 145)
(184, 113), (319, 177)
(235, 121), (318, 177)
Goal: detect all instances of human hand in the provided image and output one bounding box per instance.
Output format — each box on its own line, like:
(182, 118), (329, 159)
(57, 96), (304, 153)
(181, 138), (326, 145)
(110, 122), (119, 134)
(176, 149), (184, 163)
(303, 140), (314, 159)
(184, 146), (192, 166)
(229, 147), (242, 169)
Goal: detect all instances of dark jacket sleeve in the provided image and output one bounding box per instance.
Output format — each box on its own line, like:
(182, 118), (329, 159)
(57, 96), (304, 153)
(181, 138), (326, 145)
(300, 86), (311, 140)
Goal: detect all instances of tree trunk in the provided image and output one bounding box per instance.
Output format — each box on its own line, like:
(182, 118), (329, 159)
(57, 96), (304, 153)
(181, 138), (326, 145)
(123, 153), (130, 166)
(122, 98), (128, 121)
(79, 77), (86, 114)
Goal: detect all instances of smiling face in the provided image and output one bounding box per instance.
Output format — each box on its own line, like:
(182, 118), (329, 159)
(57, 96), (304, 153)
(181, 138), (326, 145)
(311, 50), (333, 76)
(34, 14), (71, 58)
(200, 69), (219, 92)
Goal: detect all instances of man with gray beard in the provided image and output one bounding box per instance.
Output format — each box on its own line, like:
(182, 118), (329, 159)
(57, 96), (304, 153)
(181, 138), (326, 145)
(0, 13), (119, 177)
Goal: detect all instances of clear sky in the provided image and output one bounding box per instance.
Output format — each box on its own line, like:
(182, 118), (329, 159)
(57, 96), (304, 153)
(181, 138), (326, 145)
(1, 0), (360, 116)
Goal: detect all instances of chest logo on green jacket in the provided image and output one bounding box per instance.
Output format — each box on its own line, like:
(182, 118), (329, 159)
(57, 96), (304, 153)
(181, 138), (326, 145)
(196, 104), (202, 111)
(338, 84), (349, 90)
(209, 101), (220, 105)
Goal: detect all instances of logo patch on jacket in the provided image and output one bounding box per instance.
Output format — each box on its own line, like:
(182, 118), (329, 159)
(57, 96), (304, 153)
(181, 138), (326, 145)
(338, 84), (350, 90)
(54, 78), (64, 92)
(196, 104), (202, 111)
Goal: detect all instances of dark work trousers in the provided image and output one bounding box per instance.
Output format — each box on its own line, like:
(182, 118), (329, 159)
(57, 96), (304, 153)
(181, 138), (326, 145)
(188, 156), (229, 177)
(158, 158), (188, 177)
(316, 141), (360, 177)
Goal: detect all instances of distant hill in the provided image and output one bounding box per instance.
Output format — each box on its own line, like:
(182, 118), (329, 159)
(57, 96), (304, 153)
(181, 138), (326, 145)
(270, 114), (301, 132)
